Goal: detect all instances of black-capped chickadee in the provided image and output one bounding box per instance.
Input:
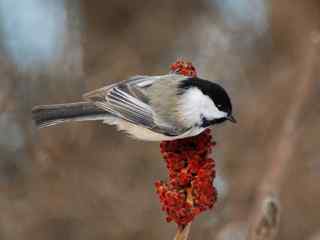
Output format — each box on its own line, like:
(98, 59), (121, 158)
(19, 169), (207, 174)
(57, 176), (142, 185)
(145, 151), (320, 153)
(32, 74), (236, 141)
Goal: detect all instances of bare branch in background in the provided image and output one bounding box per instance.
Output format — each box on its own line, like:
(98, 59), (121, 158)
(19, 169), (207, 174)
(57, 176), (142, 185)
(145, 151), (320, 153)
(309, 231), (320, 240)
(248, 196), (280, 240)
(247, 31), (320, 240)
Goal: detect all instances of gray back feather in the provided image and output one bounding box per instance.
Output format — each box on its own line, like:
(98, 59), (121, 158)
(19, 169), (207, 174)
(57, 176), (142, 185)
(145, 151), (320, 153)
(83, 74), (188, 136)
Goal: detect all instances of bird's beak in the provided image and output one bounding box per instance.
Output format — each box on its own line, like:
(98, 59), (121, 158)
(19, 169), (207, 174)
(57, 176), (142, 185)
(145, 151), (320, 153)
(227, 115), (237, 123)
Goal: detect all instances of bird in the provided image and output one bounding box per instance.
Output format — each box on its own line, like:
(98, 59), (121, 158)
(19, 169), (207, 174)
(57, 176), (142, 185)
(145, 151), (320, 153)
(32, 73), (236, 141)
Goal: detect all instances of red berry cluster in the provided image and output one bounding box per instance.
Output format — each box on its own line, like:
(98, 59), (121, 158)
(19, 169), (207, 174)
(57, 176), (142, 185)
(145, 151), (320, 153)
(170, 60), (197, 77)
(155, 60), (217, 226)
(155, 129), (217, 226)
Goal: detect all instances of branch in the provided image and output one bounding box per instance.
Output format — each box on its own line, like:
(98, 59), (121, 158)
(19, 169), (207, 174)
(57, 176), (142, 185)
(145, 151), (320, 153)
(247, 31), (320, 240)
(248, 195), (280, 240)
(174, 223), (192, 240)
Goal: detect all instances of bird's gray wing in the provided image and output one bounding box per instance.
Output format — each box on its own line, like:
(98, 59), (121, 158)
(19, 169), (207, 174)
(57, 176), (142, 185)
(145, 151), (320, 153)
(83, 75), (185, 136)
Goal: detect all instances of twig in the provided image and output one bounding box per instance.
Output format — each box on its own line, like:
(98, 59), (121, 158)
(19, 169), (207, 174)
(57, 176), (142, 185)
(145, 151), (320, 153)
(174, 223), (192, 240)
(173, 186), (194, 240)
(247, 31), (320, 240)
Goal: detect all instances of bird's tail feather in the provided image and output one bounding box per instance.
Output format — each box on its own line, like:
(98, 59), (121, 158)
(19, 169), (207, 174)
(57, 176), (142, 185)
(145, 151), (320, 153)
(32, 102), (108, 128)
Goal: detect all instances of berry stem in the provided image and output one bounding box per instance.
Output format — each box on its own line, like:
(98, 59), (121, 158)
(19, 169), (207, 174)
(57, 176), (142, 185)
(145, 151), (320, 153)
(174, 222), (192, 240)
(173, 187), (194, 240)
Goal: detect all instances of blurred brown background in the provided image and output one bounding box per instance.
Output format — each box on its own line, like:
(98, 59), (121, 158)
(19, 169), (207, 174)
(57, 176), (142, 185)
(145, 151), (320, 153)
(0, 0), (319, 239)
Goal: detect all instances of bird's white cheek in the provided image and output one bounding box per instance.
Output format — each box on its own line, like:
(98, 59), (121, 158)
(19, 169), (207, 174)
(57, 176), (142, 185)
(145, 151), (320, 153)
(177, 89), (202, 127)
(207, 104), (228, 119)
(178, 87), (226, 127)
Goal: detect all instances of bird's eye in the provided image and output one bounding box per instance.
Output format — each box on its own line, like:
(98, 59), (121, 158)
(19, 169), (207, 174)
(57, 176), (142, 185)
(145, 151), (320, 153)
(217, 104), (222, 108)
